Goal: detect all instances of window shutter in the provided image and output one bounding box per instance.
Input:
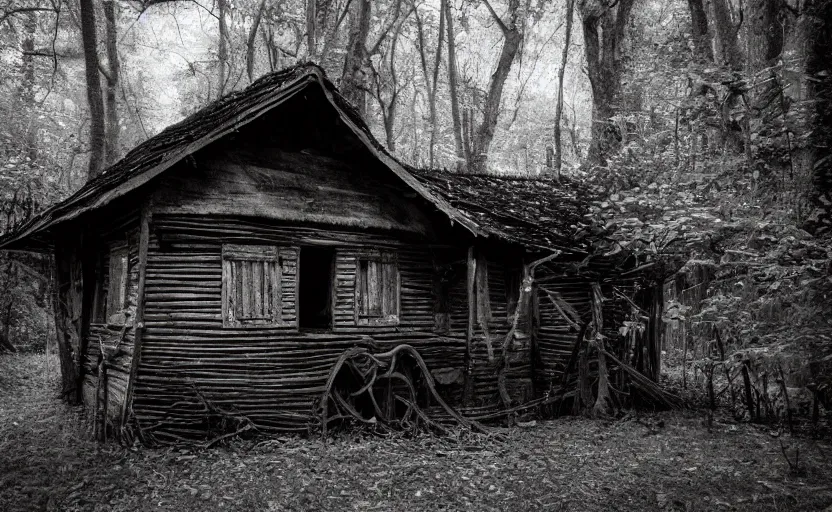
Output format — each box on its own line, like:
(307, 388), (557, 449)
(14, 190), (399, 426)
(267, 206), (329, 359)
(355, 251), (399, 325)
(277, 247), (298, 327)
(222, 245), (296, 328)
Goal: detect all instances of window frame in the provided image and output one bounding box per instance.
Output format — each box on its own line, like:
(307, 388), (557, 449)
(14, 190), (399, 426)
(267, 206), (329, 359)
(354, 250), (400, 326)
(222, 244), (288, 328)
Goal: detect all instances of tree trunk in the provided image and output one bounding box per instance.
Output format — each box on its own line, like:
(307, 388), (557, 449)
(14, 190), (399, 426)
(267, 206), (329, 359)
(580, 0), (636, 168)
(79, 0), (106, 181)
(217, 0), (229, 96)
(748, 0), (784, 93)
(415, 4), (445, 168)
(246, 0), (268, 82)
(20, 12), (37, 161)
(804, 0), (832, 234)
(554, 0), (575, 174)
(711, 0), (743, 71)
(341, 0), (372, 118)
(306, 0), (316, 60)
(470, 0), (523, 174)
(380, 25), (403, 152)
(443, 0), (466, 170)
(103, 0), (120, 166)
(687, 0), (714, 61)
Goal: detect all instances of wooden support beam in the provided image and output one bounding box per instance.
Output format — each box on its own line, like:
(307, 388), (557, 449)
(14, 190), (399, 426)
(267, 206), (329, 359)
(52, 241), (80, 403)
(78, 228), (97, 404)
(121, 201), (151, 429)
(464, 246), (476, 406)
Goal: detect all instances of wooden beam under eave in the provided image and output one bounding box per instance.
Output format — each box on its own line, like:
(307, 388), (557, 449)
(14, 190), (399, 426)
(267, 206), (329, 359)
(120, 200), (152, 430)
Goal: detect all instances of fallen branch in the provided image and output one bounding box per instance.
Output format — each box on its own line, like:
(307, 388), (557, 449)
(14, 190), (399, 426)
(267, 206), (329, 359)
(601, 349), (685, 409)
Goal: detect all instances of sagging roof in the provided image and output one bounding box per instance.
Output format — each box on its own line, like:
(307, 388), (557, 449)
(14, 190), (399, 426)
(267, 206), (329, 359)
(0, 63), (596, 253)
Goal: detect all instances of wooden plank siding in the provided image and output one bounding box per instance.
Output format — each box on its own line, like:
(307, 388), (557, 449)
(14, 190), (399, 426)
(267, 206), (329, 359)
(130, 215), (469, 440)
(152, 146), (437, 237)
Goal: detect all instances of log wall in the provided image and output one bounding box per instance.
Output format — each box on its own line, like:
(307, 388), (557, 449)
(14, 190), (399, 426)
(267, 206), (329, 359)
(130, 215), (471, 441)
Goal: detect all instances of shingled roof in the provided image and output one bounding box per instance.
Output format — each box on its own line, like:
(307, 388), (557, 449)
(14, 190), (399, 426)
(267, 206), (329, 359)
(409, 169), (597, 252)
(0, 63), (595, 253)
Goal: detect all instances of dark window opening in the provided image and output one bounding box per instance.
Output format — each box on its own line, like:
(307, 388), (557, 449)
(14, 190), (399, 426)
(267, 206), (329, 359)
(299, 246), (334, 329)
(93, 245), (129, 325)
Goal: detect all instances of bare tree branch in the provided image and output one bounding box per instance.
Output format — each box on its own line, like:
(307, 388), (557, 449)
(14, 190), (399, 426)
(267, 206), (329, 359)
(481, 0), (508, 34)
(0, 6), (55, 25)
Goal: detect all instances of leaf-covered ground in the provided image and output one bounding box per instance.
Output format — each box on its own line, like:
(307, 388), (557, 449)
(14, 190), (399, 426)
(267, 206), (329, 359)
(1, 354), (831, 512)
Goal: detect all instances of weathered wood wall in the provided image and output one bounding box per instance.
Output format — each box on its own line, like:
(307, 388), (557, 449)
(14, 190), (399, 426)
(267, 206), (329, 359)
(534, 274), (592, 391)
(152, 145), (436, 236)
(533, 262), (662, 396)
(130, 214), (470, 441)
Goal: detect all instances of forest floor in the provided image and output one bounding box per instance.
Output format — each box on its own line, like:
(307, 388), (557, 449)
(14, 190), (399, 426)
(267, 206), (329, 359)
(1, 354), (831, 512)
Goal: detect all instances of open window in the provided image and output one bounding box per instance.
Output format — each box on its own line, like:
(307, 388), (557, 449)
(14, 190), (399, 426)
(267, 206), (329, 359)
(222, 244), (297, 328)
(107, 247), (129, 322)
(93, 245), (130, 325)
(355, 251), (399, 325)
(299, 246), (334, 330)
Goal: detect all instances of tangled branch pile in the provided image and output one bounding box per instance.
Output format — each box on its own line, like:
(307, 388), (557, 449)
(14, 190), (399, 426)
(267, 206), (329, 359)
(317, 344), (487, 437)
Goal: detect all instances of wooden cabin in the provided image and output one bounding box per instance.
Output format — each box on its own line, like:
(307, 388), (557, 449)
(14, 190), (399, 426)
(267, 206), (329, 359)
(0, 64), (661, 443)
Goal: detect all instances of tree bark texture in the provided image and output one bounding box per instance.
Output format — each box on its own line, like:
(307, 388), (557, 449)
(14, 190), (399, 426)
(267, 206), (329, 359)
(79, 0), (106, 181)
(579, 0), (636, 167)
(341, 0), (372, 118)
(470, 0), (523, 174)
(103, 0), (120, 166)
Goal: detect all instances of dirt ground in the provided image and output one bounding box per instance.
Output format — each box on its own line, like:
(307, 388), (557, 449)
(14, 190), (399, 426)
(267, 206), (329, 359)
(1, 354), (831, 512)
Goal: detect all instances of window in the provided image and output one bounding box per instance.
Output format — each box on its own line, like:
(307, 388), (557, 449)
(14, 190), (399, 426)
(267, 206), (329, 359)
(93, 246), (130, 325)
(355, 251), (399, 325)
(222, 245), (296, 328)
